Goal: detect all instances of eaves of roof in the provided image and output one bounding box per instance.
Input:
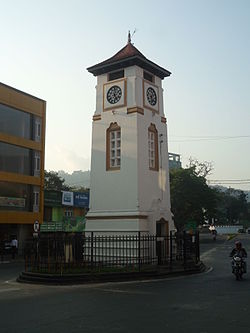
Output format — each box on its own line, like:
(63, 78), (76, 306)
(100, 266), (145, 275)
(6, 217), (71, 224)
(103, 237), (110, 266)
(87, 43), (171, 79)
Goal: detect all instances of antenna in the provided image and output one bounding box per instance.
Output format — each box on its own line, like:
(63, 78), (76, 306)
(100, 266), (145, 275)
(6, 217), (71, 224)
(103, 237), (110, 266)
(131, 28), (137, 38)
(127, 29), (137, 44)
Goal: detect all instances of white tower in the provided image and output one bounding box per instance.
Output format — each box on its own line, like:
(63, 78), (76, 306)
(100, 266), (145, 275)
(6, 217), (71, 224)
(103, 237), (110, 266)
(86, 35), (175, 236)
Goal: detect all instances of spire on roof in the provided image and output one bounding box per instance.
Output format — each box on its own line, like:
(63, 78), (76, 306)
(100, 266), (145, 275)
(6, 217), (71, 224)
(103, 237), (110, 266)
(87, 31), (171, 79)
(127, 30), (131, 44)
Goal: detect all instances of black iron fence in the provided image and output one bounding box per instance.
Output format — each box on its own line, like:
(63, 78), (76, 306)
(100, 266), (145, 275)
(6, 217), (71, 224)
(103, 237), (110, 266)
(24, 231), (200, 274)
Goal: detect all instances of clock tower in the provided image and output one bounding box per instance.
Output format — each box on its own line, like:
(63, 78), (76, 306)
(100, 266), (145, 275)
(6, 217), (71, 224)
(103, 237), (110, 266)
(86, 34), (175, 236)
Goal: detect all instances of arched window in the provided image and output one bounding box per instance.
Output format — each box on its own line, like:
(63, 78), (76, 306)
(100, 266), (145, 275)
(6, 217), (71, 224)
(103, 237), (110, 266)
(106, 122), (121, 171)
(148, 123), (159, 171)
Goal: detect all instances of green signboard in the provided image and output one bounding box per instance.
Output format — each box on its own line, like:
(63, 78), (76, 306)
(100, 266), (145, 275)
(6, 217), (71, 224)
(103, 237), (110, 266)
(40, 222), (64, 232)
(185, 221), (197, 232)
(44, 190), (62, 207)
(40, 217), (85, 233)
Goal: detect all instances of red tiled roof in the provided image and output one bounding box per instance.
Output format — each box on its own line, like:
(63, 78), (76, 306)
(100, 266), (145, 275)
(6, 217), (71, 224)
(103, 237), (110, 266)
(97, 42), (146, 66)
(87, 42), (171, 79)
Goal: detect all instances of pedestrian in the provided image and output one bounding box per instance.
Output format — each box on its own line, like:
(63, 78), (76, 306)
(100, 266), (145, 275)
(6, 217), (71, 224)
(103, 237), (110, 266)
(212, 229), (217, 241)
(11, 236), (18, 259)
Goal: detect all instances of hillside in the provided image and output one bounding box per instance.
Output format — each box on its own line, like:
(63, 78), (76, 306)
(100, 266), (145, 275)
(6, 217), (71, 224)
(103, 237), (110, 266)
(56, 170), (250, 201)
(212, 185), (250, 202)
(58, 170), (90, 189)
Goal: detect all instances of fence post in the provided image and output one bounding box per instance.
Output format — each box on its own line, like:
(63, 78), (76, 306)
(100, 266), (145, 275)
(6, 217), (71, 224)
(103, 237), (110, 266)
(37, 237), (40, 272)
(138, 231), (141, 272)
(183, 231), (187, 269)
(48, 238), (50, 273)
(196, 231), (200, 263)
(91, 232), (94, 269)
(170, 231), (173, 268)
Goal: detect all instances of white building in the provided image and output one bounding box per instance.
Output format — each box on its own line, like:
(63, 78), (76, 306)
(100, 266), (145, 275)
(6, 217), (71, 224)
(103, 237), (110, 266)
(86, 34), (175, 237)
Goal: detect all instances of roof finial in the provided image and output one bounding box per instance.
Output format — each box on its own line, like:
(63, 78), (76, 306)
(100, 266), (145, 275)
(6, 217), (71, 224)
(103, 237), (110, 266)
(127, 30), (131, 44)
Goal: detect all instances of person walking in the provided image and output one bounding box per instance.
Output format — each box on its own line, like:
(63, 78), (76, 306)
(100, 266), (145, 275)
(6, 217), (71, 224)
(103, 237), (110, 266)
(11, 236), (18, 259)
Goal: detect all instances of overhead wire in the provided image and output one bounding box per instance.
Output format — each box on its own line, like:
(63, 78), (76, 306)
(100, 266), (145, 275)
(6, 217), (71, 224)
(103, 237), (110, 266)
(208, 179), (250, 185)
(168, 134), (250, 188)
(169, 135), (250, 142)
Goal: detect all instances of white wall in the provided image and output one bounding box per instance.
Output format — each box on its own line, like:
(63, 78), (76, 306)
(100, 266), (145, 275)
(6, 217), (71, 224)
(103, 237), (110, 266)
(89, 111), (138, 212)
(215, 225), (243, 234)
(87, 64), (174, 233)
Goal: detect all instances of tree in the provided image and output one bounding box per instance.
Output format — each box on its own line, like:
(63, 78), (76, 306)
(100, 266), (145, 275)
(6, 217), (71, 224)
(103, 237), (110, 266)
(44, 170), (71, 191)
(187, 157), (213, 178)
(213, 188), (248, 224)
(170, 166), (217, 230)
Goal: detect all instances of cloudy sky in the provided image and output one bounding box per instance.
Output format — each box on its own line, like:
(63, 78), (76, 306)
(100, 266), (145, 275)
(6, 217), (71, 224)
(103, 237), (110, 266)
(1, 0), (250, 190)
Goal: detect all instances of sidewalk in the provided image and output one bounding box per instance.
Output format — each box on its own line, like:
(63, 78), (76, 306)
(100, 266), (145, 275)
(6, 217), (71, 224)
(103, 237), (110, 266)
(0, 255), (24, 264)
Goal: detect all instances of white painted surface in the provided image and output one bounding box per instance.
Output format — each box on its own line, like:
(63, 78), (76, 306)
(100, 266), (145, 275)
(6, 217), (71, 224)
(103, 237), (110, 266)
(214, 225), (243, 234)
(86, 63), (174, 234)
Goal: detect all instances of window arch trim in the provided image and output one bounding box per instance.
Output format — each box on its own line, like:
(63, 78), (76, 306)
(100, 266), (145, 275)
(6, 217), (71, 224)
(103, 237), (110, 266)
(106, 122), (121, 171)
(148, 123), (159, 171)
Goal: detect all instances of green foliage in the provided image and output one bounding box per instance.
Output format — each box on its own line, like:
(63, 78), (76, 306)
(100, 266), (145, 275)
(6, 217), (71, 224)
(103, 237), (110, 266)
(213, 188), (249, 224)
(170, 166), (217, 230)
(44, 170), (71, 191)
(170, 162), (250, 230)
(62, 216), (86, 232)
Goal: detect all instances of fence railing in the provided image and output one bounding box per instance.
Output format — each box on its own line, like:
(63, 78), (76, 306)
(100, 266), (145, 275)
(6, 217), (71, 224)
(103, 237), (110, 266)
(23, 231), (200, 274)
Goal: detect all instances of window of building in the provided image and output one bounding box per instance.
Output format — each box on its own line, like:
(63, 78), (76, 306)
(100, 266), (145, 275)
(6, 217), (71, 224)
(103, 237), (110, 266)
(64, 210), (73, 217)
(44, 206), (52, 222)
(106, 122), (121, 170)
(108, 70), (124, 82)
(33, 192), (39, 206)
(143, 71), (154, 83)
(33, 189), (39, 212)
(0, 141), (32, 175)
(37, 122), (41, 137)
(34, 151), (40, 176)
(0, 103), (32, 139)
(0, 181), (31, 211)
(148, 124), (159, 171)
(34, 118), (41, 142)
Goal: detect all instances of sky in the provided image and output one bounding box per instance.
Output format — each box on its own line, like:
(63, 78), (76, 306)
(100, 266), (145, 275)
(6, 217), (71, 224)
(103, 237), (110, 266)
(1, 0), (250, 191)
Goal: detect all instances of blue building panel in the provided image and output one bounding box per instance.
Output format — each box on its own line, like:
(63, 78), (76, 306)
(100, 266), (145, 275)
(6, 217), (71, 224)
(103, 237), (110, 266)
(74, 192), (89, 208)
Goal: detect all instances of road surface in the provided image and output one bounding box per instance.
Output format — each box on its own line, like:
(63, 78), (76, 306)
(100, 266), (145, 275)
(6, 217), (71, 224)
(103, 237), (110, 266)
(1, 233), (250, 333)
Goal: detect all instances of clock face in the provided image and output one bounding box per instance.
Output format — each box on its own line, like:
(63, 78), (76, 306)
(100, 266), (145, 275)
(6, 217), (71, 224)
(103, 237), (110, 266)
(107, 85), (122, 104)
(146, 87), (157, 106)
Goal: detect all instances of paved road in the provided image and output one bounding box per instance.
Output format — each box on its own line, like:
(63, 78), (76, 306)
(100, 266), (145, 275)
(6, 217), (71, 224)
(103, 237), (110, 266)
(1, 234), (250, 333)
